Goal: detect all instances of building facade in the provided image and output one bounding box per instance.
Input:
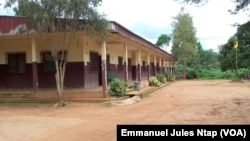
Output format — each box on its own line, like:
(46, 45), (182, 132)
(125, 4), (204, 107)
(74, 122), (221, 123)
(0, 16), (176, 97)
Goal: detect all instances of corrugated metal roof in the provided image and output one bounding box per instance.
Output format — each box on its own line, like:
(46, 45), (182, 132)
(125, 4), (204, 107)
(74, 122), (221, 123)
(0, 16), (28, 35)
(0, 16), (176, 60)
(109, 21), (176, 60)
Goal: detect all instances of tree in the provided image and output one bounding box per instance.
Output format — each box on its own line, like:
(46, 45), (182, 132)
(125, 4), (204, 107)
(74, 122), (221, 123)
(171, 8), (197, 79)
(219, 21), (250, 72)
(196, 41), (204, 55)
(202, 49), (220, 68)
(219, 36), (237, 71)
(5, 0), (108, 105)
(155, 34), (171, 48)
(195, 42), (219, 68)
(236, 21), (250, 70)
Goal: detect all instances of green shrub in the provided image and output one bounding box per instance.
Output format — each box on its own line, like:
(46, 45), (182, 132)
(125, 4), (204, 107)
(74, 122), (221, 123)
(127, 82), (135, 89)
(197, 68), (230, 79)
(186, 69), (198, 79)
(108, 78), (127, 97)
(165, 71), (173, 81)
(221, 70), (234, 79)
(156, 73), (166, 84)
(149, 76), (160, 87)
(60, 99), (67, 107)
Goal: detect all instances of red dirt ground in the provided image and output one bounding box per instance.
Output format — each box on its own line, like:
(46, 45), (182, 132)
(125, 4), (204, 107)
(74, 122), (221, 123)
(0, 79), (250, 141)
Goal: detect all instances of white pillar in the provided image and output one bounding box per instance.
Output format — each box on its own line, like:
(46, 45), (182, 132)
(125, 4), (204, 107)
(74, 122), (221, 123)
(124, 44), (128, 81)
(101, 40), (107, 96)
(31, 38), (37, 62)
(31, 38), (38, 91)
(147, 54), (150, 79)
(137, 49), (141, 81)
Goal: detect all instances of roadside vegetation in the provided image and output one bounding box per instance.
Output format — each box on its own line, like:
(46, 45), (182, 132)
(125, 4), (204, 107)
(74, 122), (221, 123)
(156, 8), (250, 80)
(175, 21), (250, 80)
(175, 40), (250, 80)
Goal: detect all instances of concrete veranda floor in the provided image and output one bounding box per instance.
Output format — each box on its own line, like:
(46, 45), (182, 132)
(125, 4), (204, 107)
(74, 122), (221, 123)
(0, 82), (172, 103)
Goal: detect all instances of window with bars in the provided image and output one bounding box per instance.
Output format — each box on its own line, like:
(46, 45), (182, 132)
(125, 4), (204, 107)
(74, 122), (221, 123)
(42, 52), (55, 72)
(8, 53), (26, 74)
(118, 56), (123, 71)
(90, 52), (99, 72)
(41, 51), (67, 73)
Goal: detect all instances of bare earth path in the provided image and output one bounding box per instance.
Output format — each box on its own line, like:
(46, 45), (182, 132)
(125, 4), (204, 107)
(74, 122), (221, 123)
(0, 80), (250, 141)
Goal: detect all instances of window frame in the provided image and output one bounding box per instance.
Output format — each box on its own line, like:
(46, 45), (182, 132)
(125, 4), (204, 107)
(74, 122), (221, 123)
(41, 51), (55, 73)
(89, 51), (100, 72)
(41, 51), (67, 73)
(7, 52), (26, 74)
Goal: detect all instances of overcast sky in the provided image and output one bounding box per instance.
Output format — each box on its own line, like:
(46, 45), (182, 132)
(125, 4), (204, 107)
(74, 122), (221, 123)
(98, 0), (249, 53)
(1, 0), (249, 53)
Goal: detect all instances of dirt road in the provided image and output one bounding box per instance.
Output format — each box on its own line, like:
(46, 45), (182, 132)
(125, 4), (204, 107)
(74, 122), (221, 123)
(0, 80), (250, 141)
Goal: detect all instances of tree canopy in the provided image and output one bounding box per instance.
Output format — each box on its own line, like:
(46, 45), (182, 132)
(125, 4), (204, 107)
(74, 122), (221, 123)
(181, 41), (220, 79)
(219, 21), (250, 71)
(155, 34), (171, 48)
(171, 8), (197, 79)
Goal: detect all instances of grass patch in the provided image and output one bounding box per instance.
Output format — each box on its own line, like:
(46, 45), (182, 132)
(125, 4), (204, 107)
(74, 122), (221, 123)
(60, 100), (67, 107)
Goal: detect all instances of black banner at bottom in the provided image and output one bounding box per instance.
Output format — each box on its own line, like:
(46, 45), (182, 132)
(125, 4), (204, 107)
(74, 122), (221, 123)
(117, 124), (250, 141)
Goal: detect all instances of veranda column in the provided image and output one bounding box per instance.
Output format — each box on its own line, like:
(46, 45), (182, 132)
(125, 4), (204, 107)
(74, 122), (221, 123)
(159, 57), (162, 74)
(154, 55), (157, 76)
(147, 53), (150, 80)
(101, 40), (107, 96)
(167, 61), (169, 72)
(163, 58), (166, 74)
(123, 44), (128, 82)
(31, 38), (38, 92)
(137, 49), (141, 82)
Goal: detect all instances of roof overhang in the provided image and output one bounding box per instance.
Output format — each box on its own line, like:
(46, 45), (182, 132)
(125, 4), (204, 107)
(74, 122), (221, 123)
(0, 16), (176, 61)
